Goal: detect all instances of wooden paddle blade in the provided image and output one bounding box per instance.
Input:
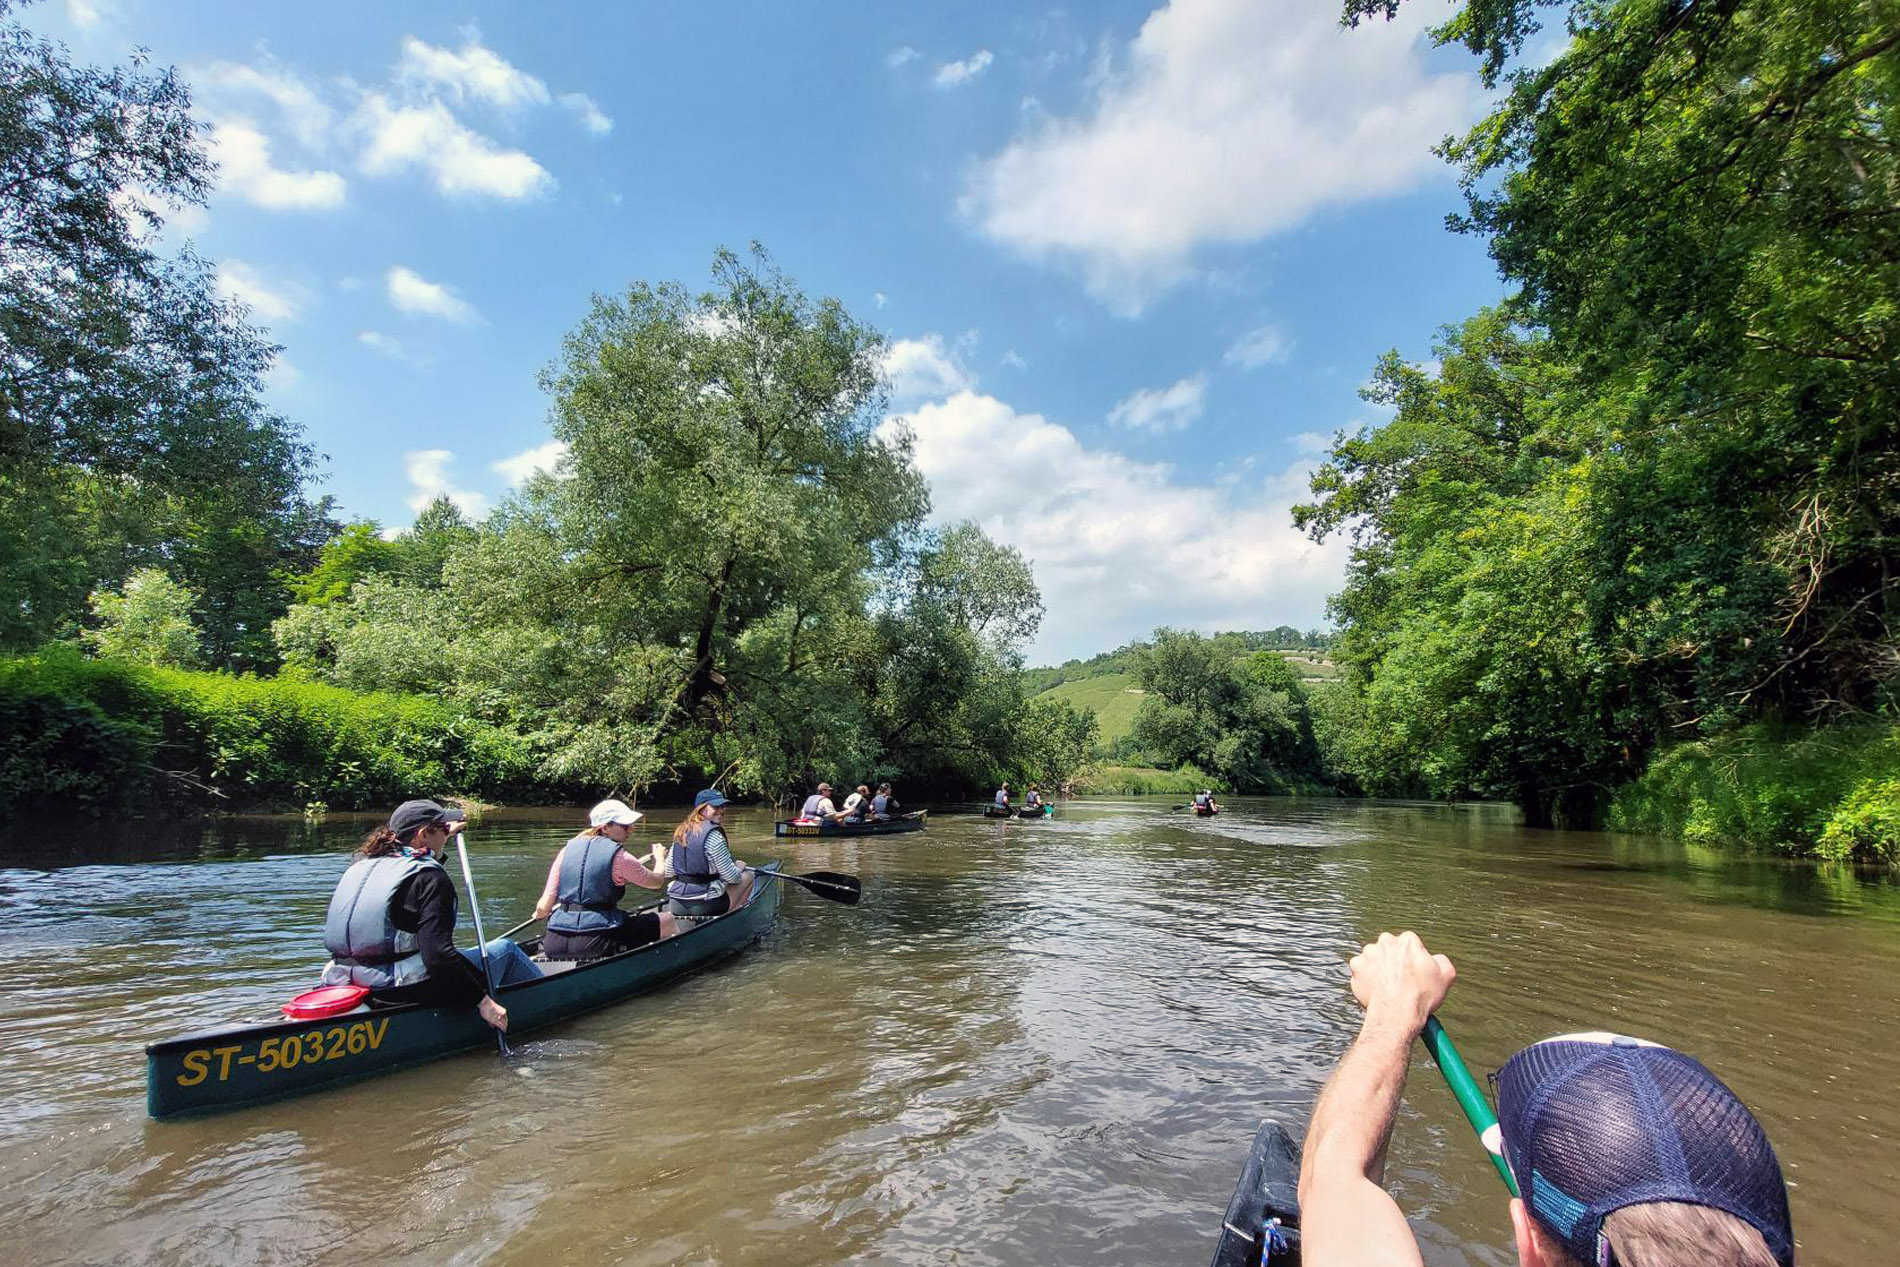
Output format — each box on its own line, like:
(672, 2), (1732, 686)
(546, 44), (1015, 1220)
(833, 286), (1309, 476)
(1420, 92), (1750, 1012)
(791, 870), (862, 905)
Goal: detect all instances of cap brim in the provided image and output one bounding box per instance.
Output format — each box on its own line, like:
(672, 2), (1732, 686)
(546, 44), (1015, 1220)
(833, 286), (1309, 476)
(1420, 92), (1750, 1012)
(439, 805), (468, 823)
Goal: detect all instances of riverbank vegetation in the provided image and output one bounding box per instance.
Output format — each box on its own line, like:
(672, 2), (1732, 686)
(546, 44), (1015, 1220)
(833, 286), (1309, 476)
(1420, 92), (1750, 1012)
(1301, 0), (1899, 858)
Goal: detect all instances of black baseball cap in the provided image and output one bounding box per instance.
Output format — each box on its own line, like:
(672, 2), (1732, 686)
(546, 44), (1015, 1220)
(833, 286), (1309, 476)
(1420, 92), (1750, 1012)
(388, 799), (467, 838)
(1496, 1034), (1793, 1267)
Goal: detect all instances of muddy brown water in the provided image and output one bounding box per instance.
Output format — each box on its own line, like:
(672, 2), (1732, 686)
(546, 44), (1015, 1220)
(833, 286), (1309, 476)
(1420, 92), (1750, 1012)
(0, 798), (1895, 1266)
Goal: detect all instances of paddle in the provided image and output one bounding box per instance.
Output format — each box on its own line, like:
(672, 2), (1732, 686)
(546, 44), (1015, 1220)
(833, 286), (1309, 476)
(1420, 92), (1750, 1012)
(499, 914), (543, 942)
(755, 869), (862, 905)
(1420, 1015), (1519, 1196)
(453, 829), (512, 1057)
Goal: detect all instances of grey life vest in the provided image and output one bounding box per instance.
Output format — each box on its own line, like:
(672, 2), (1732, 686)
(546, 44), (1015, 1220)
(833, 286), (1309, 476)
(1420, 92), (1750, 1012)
(321, 853), (437, 990)
(666, 821), (721, 901)
(800, 794), (825, 818)
(546, 833), (627, 935)
(994, 789), (1009, 807)
(871, 793), (891, 817)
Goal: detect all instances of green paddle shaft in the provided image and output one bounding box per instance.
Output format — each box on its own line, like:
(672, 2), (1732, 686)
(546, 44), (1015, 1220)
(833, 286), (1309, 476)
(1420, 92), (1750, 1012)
(1421, 1016), (1519, 1197)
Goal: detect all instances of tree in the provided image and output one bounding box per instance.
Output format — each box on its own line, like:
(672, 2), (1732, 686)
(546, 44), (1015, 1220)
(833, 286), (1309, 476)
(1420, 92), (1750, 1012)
(0, 12), (329, 663)
(1129, 629), (1325, 792)
(83, 567), (203, 667)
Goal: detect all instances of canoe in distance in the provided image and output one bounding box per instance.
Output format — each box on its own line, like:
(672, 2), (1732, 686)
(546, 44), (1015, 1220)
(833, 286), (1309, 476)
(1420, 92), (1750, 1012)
(773, 811), (927, 838)
(982, 805), (1053, 819)
(144, 862), (785, 1120)
(1209, 1118), (1303, 1266)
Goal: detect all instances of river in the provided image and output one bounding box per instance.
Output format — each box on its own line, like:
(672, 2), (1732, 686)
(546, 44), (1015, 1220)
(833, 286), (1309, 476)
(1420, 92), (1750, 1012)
(0, 798), (1895, 1266)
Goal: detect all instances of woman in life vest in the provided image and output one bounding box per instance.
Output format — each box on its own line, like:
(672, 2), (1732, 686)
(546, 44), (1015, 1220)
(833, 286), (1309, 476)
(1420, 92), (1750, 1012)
(531, 799), (680, 960)
(320, 799), (541, 1031)
(661, 789), (754, 917)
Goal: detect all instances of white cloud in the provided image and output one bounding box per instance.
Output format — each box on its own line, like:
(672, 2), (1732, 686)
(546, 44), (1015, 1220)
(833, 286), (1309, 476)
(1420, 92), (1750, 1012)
(936, 49), (995, 87)
(355, 94), (554, 199)
(214, 259), (304, 324)
(403, 449), (489, 517)
(492, 440), (569, 486)
(358, 330), (425, 365)
(398, 36), (549, 110)
(198, 62), (334, 150)
(209, 121), (347, 210)
(1225, 324), (1292, 369)
(888, 46), (919, 68)
(882, 335), (976, 406)
(63, 0), (109, 29)
(111, 186), (209, 242)
(263, 356), (304, 395)
(1108, 374), (1207, 433)
(962, 0), (1477, 311)
(882, 390), (1345, 659)
(558, 92), (613, 136)
(1002, 349), (1030, 370)
(873, 291), (888, 309)
(385, 265), (479, 324)
(1290, 430), (1334, 456)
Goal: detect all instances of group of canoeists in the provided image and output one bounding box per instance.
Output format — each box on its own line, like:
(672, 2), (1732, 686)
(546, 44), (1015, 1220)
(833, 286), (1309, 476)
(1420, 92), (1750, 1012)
(794, 780), (904, 823)
(321, 791), (752, 1034)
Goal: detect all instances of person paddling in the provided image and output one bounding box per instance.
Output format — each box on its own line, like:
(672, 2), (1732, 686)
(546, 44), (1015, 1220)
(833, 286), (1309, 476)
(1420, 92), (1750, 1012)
(839, 783), (872, 822)
(320, 799), (541, 1032)
(661, 789), (755, 918)
(531, 799), (680, 960)
(1299, 931), (1793, 1267)
(869, 782), (899, 822)
(993, 782), (1011, 812)
(799, 782), (841, 823)
(1024, 785), (1044, 813)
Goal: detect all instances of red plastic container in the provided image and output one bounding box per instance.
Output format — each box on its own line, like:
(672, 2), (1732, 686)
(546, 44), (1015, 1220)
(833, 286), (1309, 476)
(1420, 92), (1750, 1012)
(281, 983), (370, 1021)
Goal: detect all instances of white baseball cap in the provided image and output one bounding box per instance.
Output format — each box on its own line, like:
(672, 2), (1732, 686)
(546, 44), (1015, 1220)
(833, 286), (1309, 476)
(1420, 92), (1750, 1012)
(588, 798), (644, 828)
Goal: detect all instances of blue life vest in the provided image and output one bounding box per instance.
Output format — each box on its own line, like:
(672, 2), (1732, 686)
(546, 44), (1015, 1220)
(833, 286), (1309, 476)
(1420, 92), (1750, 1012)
(320, 853), (437, 990)
(870, 793), (891, 818)
(667, 821), (723, 901)
(994, 789), (1008, 808)
(546, 833), (627, 935)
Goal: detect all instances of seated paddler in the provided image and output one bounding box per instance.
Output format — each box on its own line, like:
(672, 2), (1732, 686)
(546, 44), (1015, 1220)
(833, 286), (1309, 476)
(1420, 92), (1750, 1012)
(661, 788), (754, 917)
(870, 782), (898, 821)
(321, 799), (541, 1032)
(531, 798), (680, 960)
(799, 781), (841, 822)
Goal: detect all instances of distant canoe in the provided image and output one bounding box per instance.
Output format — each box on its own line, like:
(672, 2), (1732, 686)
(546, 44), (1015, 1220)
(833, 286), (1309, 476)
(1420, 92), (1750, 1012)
(774, 811), (927, 837)
(983, 805), (1053, 819)
(1194, 804), (1220, 817)
(145, 863), (785, 1120)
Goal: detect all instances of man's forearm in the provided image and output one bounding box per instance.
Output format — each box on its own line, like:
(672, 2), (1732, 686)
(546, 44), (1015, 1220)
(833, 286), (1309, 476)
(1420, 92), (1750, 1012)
(1300, 1013), (1417, 1195)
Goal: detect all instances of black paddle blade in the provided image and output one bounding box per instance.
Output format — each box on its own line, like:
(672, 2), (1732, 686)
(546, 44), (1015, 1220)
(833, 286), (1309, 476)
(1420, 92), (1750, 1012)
(789, 870), (862, 905)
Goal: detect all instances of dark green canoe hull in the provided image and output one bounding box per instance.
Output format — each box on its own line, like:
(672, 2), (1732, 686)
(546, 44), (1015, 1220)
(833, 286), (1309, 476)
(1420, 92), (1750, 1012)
(145, 863), (784, 1120)
(774, 811), (927, 837)
(1210, 1118), (1302, 1266)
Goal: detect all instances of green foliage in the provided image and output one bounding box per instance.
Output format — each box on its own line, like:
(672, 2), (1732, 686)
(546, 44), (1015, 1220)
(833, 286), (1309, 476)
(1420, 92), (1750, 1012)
(83, 568), (204, 668)
(1023, 626), (1333, 693)
(0, 645), (537, 816)
(1608, 722), (1900, 861)
(288, 521), (399, 607)
(1073, 763), (1220, 796)
(1011, 696), (1098, 787)
(1035, 673), (1146, 749)
(0, 16), (332, 667)
(1128, 629), (1326, 792)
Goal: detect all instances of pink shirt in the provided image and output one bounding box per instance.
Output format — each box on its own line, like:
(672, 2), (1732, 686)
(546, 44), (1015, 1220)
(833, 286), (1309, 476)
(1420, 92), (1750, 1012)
(537, 842), (664, 910)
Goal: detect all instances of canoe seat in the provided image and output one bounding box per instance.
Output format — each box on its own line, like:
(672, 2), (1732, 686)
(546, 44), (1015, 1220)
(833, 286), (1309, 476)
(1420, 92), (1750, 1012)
(527, 957), (586, 976)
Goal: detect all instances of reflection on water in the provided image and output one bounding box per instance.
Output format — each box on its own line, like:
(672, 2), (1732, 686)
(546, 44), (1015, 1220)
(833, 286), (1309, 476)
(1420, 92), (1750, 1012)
(1, 800), (1896, 1266)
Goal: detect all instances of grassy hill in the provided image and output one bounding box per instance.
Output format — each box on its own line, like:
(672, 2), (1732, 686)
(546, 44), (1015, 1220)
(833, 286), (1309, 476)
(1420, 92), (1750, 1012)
(1037, 672), (1145, 747)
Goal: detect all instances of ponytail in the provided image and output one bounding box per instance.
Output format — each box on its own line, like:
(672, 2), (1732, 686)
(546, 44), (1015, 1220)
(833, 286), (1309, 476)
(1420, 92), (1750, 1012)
(357, 826), (403, 858)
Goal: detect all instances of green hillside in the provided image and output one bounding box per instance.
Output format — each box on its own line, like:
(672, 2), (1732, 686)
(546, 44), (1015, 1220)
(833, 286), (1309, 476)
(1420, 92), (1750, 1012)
(1037, 672), (1145, 746)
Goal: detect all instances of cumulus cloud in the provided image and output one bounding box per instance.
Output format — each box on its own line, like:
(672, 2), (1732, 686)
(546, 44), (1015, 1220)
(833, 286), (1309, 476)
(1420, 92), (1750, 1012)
(385, 265), (479, 324)
(214, 259), (304, 324)
(209, 121), (347, 210)
(936, 49), (995, 87)
(1108, 374), (1207, 433)
(355, 94), (553, 199)
(559, 92), (613, 136)
(398, 36), (550, 109)
(492, 439), (569, 486)
(1225, 323), (1292, 369)
(882, 389), (1345, 659)
(403, 449), (489, 517)
(883, 335), (976, 406)
(962, 0), (1477, 311)
(888, 46), (920, 69)
(198, 62), (335, 150)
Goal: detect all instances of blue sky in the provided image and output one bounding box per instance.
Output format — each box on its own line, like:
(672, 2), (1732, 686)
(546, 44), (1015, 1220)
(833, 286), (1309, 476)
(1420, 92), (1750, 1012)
(38, 0), (1509, 662)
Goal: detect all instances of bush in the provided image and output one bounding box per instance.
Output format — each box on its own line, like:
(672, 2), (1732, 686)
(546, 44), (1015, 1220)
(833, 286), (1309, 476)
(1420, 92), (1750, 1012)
(1609, 721), (1900, 860)
(0, 645), (540, 816)
(1072, 763), (1221, 796)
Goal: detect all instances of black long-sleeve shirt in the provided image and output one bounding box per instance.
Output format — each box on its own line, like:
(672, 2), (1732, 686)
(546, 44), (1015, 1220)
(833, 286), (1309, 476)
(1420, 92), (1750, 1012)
(373, 866), (490, 1010)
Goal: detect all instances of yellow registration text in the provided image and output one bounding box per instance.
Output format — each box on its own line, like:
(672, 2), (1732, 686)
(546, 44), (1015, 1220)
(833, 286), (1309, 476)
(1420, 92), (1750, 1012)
(175, 1018), (390, 1086)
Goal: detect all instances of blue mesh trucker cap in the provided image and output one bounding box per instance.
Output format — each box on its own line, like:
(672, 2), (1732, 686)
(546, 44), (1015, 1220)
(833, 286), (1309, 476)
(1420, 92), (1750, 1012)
(1495, 1034), (1793, 1267)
